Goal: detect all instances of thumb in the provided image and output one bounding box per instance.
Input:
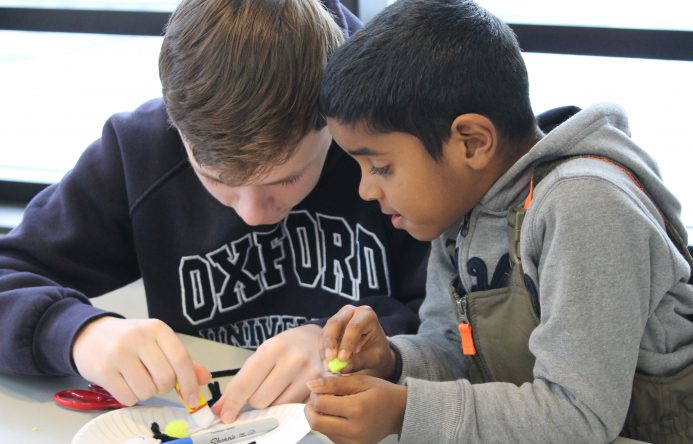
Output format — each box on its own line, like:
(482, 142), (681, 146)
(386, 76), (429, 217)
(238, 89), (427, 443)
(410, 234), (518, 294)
(193, 360), (212, 385)
(306, 374), (368, 396)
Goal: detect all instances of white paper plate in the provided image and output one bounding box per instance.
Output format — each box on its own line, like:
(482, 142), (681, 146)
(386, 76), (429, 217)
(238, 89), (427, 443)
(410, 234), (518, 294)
(72, 404), (311, 444)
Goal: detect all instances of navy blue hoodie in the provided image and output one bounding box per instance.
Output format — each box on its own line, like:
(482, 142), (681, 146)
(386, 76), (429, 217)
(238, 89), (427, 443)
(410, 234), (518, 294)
(0, 1), (429, 376)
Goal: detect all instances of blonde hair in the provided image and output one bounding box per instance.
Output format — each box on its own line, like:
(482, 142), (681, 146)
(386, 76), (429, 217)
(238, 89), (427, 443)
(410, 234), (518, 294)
(160, 0), (344, 182)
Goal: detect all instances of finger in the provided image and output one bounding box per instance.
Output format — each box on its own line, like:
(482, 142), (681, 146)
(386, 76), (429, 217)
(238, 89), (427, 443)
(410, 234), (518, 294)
(249, 342), (323, 407)
(156, 330), (198, 408)
(305, 402), (353, 439)
(117, 355), (159, 401)
(97, 371), (139, 406)
(193, 361), (212, 385)
(309, 392), (355, 418)
(306, 374), (368, 396)
(214, 351), (275, 422)
(322, 305), (356, 360)
(138, 345), (177, 395)
(269, 374), (315, 406)
(273, 383), (310, 406)
(336, 306), (378, 360)
(246, 363), (293, 409)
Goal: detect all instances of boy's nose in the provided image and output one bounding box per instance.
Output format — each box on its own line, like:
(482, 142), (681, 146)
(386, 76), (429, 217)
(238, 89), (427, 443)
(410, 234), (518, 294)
(233, 188), (277, 226)
(358, 176), (383, 202)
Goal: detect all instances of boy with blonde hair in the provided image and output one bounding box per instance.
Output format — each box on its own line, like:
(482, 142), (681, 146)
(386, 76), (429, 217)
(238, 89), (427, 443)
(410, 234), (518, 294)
(0, 0), (430, 424)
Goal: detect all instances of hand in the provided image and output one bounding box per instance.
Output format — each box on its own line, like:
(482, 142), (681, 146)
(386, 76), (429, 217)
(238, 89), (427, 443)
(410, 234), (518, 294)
(72, 316), (210, 408)
(211, 323), (324, 423)
(321, 305), (395, 379)
(305, 374), (407, 444)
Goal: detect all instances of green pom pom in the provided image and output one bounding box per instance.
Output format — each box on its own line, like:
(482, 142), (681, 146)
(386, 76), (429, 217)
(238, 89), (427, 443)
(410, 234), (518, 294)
(164, 419), (189, 438)
(327, 357), (349, 374)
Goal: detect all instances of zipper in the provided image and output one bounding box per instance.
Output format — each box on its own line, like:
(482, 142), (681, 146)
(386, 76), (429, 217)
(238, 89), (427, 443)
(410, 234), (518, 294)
(460, 211), (471, 237)
(451, 278), (493, 381)
(449, 277), (476, 356)
(449, 223), (492, 381)
(451, 212), (478, 356)
(452, 283), (467, 324)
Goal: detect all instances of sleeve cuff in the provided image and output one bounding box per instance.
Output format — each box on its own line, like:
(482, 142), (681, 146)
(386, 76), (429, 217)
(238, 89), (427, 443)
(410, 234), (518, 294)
(388, 340), (403, 383)
(305, 318), (328, 328)
(35, 298), (123, 375)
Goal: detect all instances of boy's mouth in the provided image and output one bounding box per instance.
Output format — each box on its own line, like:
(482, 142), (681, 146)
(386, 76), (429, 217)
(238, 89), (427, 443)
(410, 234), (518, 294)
(380, 207), (403, 228)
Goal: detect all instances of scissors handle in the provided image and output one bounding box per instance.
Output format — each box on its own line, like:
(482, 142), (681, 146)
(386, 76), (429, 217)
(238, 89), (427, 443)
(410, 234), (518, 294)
(85, 383), (114, 396)
(54, 385), (128, 411)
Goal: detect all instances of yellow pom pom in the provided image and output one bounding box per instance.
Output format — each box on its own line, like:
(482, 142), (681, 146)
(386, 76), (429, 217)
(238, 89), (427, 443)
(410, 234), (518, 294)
(327, 357), (349, 374)
(164, 419), (189, 438)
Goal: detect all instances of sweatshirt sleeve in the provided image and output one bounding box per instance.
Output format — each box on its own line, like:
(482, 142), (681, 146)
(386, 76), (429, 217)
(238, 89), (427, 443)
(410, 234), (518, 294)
(0, 115), (140, 376)
(391, 173), (686, 443)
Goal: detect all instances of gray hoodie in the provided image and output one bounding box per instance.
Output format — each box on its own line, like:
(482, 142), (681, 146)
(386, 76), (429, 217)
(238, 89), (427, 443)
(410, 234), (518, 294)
(390, 103), (693, 443)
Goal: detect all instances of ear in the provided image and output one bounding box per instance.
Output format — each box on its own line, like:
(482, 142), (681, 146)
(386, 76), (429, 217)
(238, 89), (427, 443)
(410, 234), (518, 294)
(448, 114), (498, 171)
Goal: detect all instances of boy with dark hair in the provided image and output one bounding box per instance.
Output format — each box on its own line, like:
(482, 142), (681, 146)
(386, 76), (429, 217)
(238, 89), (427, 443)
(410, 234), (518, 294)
(0, 0), (430, 424)
(306, 0), (693, 442)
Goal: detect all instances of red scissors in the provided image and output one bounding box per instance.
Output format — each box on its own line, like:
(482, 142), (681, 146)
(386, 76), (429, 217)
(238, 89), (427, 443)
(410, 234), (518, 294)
(54, 383), (129, 411)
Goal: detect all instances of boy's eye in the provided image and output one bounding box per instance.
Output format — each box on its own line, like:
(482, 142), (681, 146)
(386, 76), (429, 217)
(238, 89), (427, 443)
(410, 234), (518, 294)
(276, 175), (301, 187)
(206, 176), (226, 186)
(369, 165), (391, 176)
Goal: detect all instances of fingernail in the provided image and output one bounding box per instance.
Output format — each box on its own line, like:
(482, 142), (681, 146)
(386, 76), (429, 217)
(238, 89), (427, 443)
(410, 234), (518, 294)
(306, 378), (324, 391)
(188, 394), (200, 408)
(338, 350), (349, 361)
(325, 348), (335, 360)
(221, 411), (235, 423)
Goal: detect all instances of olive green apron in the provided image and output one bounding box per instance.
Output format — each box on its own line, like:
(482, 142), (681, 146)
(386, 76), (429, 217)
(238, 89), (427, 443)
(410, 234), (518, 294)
(448, 157), (693, 443)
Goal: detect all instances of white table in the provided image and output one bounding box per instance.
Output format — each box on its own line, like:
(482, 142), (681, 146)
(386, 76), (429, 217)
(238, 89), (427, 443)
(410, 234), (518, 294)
(0, 334), (236, 442)
(0, 332), (349, 443)
(0, 282), (646, 443)
(0, 283), (380, 443)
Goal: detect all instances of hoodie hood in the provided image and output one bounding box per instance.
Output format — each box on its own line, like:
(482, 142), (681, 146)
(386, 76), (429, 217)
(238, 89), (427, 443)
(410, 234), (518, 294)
(482, 103), (687, 244)
(391, 102), (693, 444)
(322, 0), (362, 38)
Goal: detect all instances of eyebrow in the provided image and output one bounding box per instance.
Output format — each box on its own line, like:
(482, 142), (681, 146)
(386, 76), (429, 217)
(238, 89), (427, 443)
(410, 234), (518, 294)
(197, 167), (301, 187)
(347, 147), (382, 157)
(197, 170), (225, 183)
(262, 173), (302, 186)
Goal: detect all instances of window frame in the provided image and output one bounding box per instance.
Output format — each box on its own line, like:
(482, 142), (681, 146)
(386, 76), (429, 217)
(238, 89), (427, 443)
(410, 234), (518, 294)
(1, 3), (692, 205)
